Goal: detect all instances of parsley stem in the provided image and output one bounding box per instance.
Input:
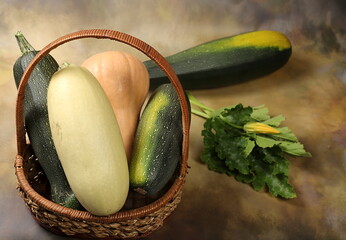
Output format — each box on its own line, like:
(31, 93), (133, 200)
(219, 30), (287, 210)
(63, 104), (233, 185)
(191, 108), (210, 119)
(219, 115), (243, 129)
(187, 92), (215, 114)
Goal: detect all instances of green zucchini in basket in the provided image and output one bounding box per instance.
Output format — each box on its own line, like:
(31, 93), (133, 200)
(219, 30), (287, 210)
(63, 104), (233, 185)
(129, 83), (190, 196)
(13, 31), (81, 209)
(144, 30), (292, 90)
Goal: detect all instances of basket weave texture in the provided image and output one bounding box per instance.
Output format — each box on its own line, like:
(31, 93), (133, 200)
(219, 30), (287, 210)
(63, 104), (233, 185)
(14, 29), (190, 239)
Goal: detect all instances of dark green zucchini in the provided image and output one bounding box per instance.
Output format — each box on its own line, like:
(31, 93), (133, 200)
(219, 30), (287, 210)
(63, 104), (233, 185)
(13, 31), (81, 209)
(144, 30), (292, 90)
(129, 83), (190, 196)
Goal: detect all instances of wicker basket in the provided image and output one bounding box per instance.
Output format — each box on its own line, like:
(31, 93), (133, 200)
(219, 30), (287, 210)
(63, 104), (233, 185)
(14, 29), (190, 239)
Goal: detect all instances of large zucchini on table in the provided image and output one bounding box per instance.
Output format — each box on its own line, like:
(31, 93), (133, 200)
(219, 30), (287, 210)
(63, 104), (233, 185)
(144, 30), (292, 90)
(129, 84), (190, 196)
(13, 32), (81, 209)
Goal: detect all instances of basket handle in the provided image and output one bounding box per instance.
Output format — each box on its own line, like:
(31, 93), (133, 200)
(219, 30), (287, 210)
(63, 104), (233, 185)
(16, 29), (190, 162)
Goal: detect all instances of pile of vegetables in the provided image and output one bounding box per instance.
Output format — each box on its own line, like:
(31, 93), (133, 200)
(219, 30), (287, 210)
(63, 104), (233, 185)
(13, 29), (310, 217)
(14, 32), (184, 216)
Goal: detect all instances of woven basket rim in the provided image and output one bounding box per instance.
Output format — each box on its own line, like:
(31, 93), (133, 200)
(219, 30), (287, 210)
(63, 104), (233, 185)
(15, 29), (190, 223)
(15, 151), (186, 222)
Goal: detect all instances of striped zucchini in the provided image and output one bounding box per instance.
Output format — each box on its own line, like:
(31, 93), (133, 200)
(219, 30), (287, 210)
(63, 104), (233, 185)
(144, 30), (292, 90)
(13, 32), (81, 209)
(129, 83), (190, 196)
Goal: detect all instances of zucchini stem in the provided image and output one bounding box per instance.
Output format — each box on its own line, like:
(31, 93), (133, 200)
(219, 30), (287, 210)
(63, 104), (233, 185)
(15, 31), (35, 54)
(59, 62), (70, 70)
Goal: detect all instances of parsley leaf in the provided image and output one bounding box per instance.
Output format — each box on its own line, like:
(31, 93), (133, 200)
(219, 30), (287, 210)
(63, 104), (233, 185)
(262, 115), (285, 127)
(251, 105), (271, 121)
(222, 104), (253, 126)
(201, 118), (233, 175)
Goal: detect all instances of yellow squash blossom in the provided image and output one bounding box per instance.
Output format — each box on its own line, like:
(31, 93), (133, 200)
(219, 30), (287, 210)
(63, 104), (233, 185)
(243, 122), (280, 134)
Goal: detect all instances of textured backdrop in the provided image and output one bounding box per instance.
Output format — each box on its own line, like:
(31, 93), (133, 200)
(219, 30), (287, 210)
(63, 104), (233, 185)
(0, 0), (345, 239)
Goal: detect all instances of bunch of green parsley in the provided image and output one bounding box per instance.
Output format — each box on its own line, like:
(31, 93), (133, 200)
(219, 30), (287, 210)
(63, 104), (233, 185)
(188, 93), (311, 199)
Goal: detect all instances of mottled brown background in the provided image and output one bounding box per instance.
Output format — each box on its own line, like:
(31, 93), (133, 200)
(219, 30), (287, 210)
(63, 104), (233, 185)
(0, 0), (345, 239)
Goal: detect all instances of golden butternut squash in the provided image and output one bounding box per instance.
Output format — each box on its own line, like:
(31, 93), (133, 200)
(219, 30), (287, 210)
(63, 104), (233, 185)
(82, 51), (149, 160)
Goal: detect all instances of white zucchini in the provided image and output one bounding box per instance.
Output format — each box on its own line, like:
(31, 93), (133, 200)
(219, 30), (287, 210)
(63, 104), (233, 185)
(47, 64), (129, 216)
